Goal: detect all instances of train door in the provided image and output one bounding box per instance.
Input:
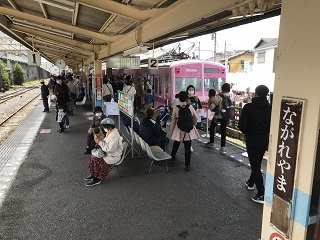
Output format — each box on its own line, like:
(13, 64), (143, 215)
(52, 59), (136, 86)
(147, 74), (154, 94)
(165, 74), (170, 106)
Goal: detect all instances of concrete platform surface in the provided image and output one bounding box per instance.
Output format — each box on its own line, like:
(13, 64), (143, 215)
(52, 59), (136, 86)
(0, 102), (264, 240)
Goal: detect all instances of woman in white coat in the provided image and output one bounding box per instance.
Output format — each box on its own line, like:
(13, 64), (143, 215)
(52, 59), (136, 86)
(85, 118), (123, 187)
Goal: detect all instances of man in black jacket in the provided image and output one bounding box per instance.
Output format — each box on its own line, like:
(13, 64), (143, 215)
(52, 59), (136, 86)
(139, 108), (165, 149)
(40, 79), (49, 112)
(238, 85), (271, 204)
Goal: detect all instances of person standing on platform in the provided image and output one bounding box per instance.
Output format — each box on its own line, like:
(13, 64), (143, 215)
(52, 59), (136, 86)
(144, 89), (153, 111)
(186, 85), (202, 152)
(67, 76), (77, 116)
(102, 76), (114, 102)
(123, 76), (136, 97)
(170, 91), (199, 171)
(110, 75), (118, 102)
(54, 84), (68, 133)
(40, 79), (49, 112)
(204, 83), (231, 151)
(57, 75), (70, 128)
(48, 75), (56, 101)
(85, 118), (123, 187)
(238, 85), (271, 204)
(135, 77), (144, 110)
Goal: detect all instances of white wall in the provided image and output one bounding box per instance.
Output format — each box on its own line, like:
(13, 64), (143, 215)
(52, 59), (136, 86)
(253, 47), (276, 73)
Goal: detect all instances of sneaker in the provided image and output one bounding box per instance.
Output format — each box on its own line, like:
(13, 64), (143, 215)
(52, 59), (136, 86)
(251, 195), (264, 204)
(85, 178), (101, 187)
(220, 147), (226, 152)
(184, 166), (190, 171)
(84, 175), (94, 181)
(245, 181), (255, 190)
(66, 125), (70, 129)
(205, 142), (214, 147)
(190, 146), (193, 152)
(58, 130), (65, 133)
(83, 148), (91, 154)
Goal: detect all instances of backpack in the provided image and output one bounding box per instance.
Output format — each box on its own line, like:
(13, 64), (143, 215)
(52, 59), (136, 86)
(219, 93), (234, 120)
(177, 104), (194, 133)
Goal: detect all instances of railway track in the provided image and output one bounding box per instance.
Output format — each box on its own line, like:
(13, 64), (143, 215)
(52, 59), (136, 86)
(0, 87), (42, 145)
(0, 92), (41, 127)
(0, 87), (38, 104)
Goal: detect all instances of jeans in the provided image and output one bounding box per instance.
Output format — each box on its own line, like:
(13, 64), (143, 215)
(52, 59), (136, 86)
(171, 140), (192, 167)
(209, 118), (228, 147)
(247, 146), (265, 196)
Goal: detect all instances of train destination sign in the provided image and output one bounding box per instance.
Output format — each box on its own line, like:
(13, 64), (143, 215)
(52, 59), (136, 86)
(273, 98), (303, 201)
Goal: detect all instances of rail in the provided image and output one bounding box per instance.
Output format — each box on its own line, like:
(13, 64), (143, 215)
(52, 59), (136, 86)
(0, 92), (41, 126)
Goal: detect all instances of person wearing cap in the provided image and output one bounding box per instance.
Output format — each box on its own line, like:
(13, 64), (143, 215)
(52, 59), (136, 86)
(85, 118), (123, 187)
(40, 79), (49, 112)
(84, 106), (107, 154)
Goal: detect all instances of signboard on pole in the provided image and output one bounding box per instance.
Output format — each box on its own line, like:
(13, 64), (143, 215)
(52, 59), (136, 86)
(270, 97), (304, 237)
(118, 90), (134, 117)
(27, 51), (41, 66)
(148, 58), (158, 69)
(105, 56), (140, 68)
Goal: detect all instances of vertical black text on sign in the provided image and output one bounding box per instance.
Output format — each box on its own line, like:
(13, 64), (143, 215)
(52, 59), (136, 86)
(273, 99), (303, 202)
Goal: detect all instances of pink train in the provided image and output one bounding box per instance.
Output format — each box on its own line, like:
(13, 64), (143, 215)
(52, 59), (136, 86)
(112, 59), (226, 108)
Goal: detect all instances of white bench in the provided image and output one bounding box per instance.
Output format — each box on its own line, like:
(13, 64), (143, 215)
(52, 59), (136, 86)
(75, 96), (86, 106)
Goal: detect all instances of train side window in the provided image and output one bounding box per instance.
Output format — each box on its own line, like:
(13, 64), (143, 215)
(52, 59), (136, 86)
(155, 77), (158, 94)
(204, 78), (225, 91)
(175, 77), (201, 92)
(159, 77), (162, 96)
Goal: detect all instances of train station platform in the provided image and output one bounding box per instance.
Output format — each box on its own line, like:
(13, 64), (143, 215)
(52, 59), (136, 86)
(0, 101), (266, 240)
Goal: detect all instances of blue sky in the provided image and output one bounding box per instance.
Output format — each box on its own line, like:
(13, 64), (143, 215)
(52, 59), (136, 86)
(164, 16), (281, 60)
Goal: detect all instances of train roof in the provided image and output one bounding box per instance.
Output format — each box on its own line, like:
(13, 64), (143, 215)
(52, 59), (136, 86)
(168, 59), (225, 68)
(140, 59), (226, 68)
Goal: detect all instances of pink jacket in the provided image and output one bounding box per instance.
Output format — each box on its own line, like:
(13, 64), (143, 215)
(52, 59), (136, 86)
(170, 103), (200, 142)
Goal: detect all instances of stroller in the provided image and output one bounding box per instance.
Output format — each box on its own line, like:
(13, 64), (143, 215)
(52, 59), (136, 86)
(154, 105), (171, 146)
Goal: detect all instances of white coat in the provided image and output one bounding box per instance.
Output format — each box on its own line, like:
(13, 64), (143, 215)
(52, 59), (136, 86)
(99, 128), (123, 164)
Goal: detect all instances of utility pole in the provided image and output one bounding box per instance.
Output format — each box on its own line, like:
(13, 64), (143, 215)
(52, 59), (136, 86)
(211, 32), (217, 62)
(224, 41), (227, 59)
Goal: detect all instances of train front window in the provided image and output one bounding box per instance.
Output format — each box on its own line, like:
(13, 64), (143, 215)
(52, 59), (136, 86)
(204, 78), (225, 91)
(175, 77), (201, 92)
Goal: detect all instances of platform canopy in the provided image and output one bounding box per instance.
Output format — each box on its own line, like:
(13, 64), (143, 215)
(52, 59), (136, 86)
(0, 0), (281, 69)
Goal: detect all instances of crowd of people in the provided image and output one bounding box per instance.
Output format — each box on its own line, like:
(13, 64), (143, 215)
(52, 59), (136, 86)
(40, 73), (84, 133)
(41, 75), (271, 203)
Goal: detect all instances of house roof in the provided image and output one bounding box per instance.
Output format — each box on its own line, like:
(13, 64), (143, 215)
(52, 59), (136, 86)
(254, 38), (278, 50)
(220, 50), (253, 63)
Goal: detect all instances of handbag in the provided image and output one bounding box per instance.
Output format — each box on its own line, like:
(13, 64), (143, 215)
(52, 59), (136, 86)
(91, 148), (106, 158)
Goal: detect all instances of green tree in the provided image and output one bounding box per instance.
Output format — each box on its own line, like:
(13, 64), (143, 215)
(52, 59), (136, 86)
(13, 62), (25, 85)
(0, 60), (10, 91)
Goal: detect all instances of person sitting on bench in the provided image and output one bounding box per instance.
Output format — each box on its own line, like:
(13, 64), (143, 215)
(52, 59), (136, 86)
(84, 106), (107, 154)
